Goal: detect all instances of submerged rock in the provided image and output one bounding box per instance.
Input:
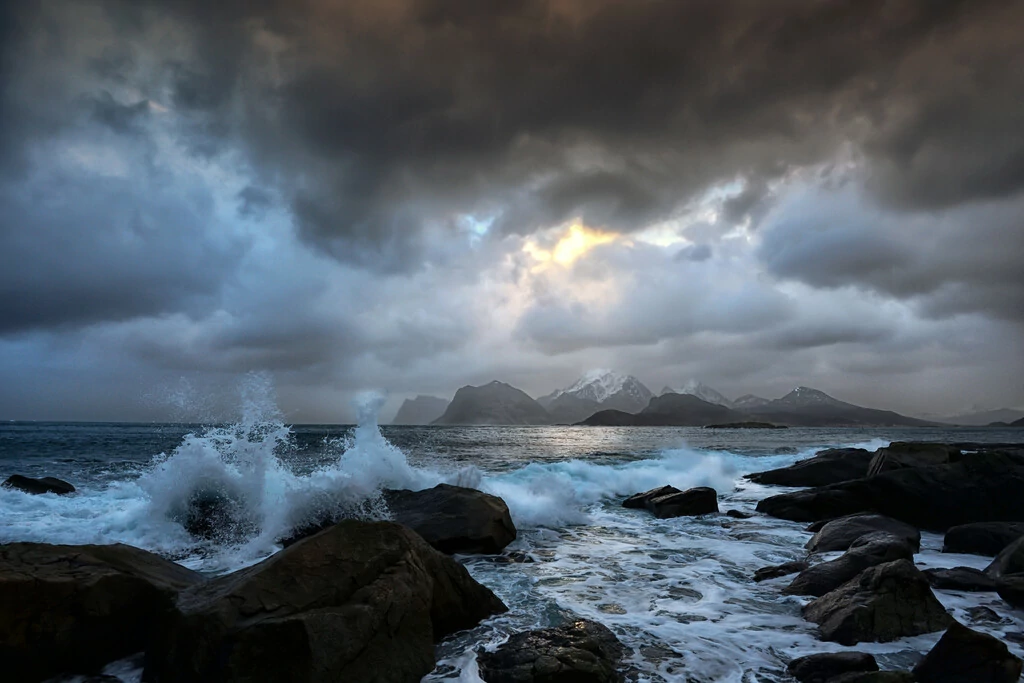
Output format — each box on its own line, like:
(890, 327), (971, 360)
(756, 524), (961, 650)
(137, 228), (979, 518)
(802, 559), (951, 645)
(757, 450), (1024, 529)
(866, 442), (962, 476)
(144, 520), (506, 683)
(785, 532), (915, 597)
(383, 484), (517, 554)
(2, 474), (75, 495)
(912, 620), (1023, 683)
(647, 487), (718, 518)
(753, 560), (809, 582)
(943, 522), (1024, 556)
(923, 567), (998, 592)
(806, 514), (920, 553)
(476, 619), (625, 683)
(0, 542), (201, 682)
(725, 509), (755, 519)
(622, 485), (681, 509)
(786, 651), (878, 683)
(744, 448), (873, 487)
(985, 535), (1024, 577)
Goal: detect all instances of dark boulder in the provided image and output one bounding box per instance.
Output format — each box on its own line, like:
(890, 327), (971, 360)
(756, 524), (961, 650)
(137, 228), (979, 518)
(784, 533), (915, 597)
(175, 487), (257, 542)
(827, 674), (914, 683)
(144, 520), (506, 683)
(802, 559), (952, 645)
(744, 448), (873, 487)
(622, 485), (681, 509)
(943, 522), (1024, 556)
(923, 567), (998, 592)
(866, 443), (961, 476)
(383, 484), (517, 554)
(753, 560), (809, 582)
(725, 509), (755, 519)
(757, 450), (1024, 529)
(985, 535), (1024, 577)
(646, 487), (718, 518)
(806, 514), (920, 553)
(0, 542), (201, 682)
(2, 474), (75, 495)
(912, 620), (1023, 683)
(786, 651), (878, 683)
(476, 619), (625, 683)
(996, 574), (1024, 608)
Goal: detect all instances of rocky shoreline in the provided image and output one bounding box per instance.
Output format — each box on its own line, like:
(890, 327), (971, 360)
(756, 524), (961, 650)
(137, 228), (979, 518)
(2, 441), (1024, 681)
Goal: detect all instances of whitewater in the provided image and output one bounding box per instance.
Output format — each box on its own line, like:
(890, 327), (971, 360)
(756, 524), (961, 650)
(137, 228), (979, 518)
(2, 385), (1023, 681)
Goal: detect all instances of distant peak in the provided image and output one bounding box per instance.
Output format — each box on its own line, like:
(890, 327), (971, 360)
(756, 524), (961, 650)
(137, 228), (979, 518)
(552, 369), (652, 405)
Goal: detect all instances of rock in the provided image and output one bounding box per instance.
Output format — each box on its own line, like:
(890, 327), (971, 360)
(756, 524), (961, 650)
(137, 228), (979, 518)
(996, 574), (1024, 608)
(744, 448), (873, 487)
(144, 520), (506, 683)
(176, 487), (257, 542)
(967, 606), (1007, 623)
(802, 559), (952, 645)
(827, 674), (914, 683)
(985, 535), (1024, 577)
(923, 567), (998, 592)
(622, 485), (681, 509)
(806, 514), (920, 553)
(753, 560), (809, 582)
(647, 487), (718, 518)
(0, 542), (201, 682)
(943, 522), (1024, 556)
(866, 442), (962, 476)
(383, 484), (517, 554)
(725, 509), (755, 519)
(786, 651), (878, 683)
(912, 620), (1023, 683)
(784, 533), (915, 597)
(2, 474), (75, 495)
(476, 619), (625, 683)
(488, 550), (536, 564)
(757, 450), (1024, 529)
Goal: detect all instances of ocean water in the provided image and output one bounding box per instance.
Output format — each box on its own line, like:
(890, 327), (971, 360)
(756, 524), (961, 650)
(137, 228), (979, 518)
(2, 396), (1023, 682)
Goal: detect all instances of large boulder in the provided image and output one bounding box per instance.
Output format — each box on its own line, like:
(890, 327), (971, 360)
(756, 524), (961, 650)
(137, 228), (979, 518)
(476, 619), (625, 683)
(786, 651), (878, 683)
(622, 485), (681, 509)
(806, 514), (920, 553)
(744, 448), (873, 487)
(802, 559), (952, 645)
(383, 484), (517, 554)
(143, 520), (506, 683)
(0, 542), (201, 682)
(996, 574), (1024, 608)
(866, 443), (961, 476)
(923, 567), (998, 592)
(828, 674), (913, 683)
(757, 450), (1024, 529)
(784, 533), (915, 597)
(985, 535), (1024, 577)
(646, 487), (718, 518)
(2, 474), (75, 495)
(912, 620), (1022, 683)
(943, 522), (1024, 556)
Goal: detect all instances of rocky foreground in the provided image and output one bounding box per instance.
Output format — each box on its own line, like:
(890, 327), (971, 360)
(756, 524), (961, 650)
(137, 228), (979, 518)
(3, 441), (1024, 682)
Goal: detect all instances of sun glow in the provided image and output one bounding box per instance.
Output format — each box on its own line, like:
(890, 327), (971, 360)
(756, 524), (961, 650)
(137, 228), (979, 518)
(524, 222), (618, 267)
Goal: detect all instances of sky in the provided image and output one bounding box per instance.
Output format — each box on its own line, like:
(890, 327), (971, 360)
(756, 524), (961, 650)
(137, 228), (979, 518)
(1, 0), (1022, 423)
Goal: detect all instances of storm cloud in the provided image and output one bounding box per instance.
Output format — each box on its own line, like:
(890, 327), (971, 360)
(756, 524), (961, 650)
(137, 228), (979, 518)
(0, 0), (1022, 420)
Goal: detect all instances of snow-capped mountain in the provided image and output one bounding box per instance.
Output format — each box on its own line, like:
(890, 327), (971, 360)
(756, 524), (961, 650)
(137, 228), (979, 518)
(774, 386), (846, 408)
(542, 369), (654, 414)
(734, 394), (770, 409)
(661, 380), (733, 408)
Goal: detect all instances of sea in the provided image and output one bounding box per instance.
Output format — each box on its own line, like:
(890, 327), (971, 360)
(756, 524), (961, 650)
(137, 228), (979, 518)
(3, 392), (1023, 682)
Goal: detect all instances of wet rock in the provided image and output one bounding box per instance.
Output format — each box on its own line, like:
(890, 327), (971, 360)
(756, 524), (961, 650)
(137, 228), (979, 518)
(725, 509), (755, 519)
(476, 619), (625, 683)
(943, 522), (1024, 556)
(144, 520), (507, 683)
(757, 450), (1024, 529)
(647, 487), (718, 518)
(786, 651), (878, 683)
(622, 485), (681, 509)
(383, 484), (517, 554)
(985, 535), (1024, 577)
(923, 567), (998, 592)
(785, 533), (916, 597)
(489, 550), (536, 564)
(912, 620), (1023, 683)
(806, 514), (920, 553)
(866, 442), (962, 476)
(827, 674), (914, 683)
(996, 574), (1024, 608)
(2, 474), (75, 495)
(174, 487), (258, 542)
(753, 560), (809, 582)
(802, 559), (952, 645)
(744, 448), (873, 487)
(0, 542), (201, 682)
(967, 605), (1007, 623)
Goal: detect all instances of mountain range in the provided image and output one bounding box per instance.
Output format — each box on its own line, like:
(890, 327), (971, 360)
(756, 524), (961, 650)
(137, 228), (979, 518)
(393, 372), (961, 427)
(935, 407), (1024, 426)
